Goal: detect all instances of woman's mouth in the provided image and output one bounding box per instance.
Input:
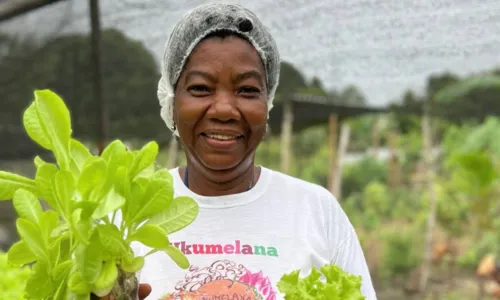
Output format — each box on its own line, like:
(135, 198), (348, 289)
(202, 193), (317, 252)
(203, 133), (241, 140)
(200, 132), (244, 149)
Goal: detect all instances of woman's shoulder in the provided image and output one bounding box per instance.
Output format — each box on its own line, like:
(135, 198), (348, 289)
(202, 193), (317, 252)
(266, 167), (334, 194)
(264, 167), (339, 207)
(265, 168), (354, 241)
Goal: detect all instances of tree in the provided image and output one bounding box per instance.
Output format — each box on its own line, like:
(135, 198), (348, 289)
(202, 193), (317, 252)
(434, 75), (500, 122)
(0, 29), (166, 159)
(0, 33), (54, 159)
(339, 85), (366, 106)
(426, 72), (460, 101)
(391, 90), (422, 134)
(39, 28), (163, 140)
(301, 76), (328, 97)
(440, 118), (500, 232)
(274, 61), (308, 101)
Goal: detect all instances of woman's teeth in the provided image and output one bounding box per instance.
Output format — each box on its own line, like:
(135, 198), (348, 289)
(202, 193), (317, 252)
(205, 133), (239, 140)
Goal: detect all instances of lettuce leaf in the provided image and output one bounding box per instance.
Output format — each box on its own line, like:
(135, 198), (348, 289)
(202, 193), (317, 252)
(0, 252), (32, 300)
(277, 264), (365, 300)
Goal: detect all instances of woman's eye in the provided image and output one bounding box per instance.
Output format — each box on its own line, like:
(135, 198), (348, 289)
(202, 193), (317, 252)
(188, 85), (210, 95)
(239, 87), (261, 97)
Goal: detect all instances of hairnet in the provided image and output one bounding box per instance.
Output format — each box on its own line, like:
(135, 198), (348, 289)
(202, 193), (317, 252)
(158, 3), (281, 135)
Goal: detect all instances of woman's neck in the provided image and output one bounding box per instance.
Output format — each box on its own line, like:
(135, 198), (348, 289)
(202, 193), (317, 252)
(180, 162), (258, 197)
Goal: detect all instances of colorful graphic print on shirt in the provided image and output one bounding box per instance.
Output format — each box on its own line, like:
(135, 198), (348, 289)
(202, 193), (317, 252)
(159, 240), (279, 299)
(160, 259), (277, 300)
(170, 240), (278, 257)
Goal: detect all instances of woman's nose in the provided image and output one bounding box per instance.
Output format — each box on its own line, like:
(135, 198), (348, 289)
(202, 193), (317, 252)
(207, 91), (241, 122)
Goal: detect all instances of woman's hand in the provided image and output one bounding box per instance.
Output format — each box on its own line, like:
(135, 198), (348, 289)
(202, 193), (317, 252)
(99, 283), (152, 300)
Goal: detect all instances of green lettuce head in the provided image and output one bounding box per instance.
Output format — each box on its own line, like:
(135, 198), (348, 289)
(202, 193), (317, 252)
(277, 264), (365, 300)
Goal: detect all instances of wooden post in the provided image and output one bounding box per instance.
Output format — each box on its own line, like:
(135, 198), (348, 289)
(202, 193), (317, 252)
(388, 129), (401, 188)
(327, 114), (338, 192)
(419, 102), (438, 293)
(166, 136), (178, 169)
(332, 122), (350, 199)
(476, 254), (496, 300)
(90, 0), (107, 154)
(280, 100), (293, 174)
(371, 116), (381, 158)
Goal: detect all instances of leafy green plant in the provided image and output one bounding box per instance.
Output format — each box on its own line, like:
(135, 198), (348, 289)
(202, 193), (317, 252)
(0, 251), (31, 299)
(456, 231), (500, 270)
(380, 227), (421, 279)
(277, 264), (365, 300)
(0, 90), (199, 300)
(342, 158), (388, 200)
(446, 151), (499, 229)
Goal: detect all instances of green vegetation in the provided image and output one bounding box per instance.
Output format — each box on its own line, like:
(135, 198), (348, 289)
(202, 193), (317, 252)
(277, 264), (365, 300)
(1, 27), (500, 299)
(0, 90), (199, 299)
(0, 251), (31, 300)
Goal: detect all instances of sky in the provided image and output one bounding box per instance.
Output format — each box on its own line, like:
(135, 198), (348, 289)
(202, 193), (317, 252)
(1, 0), (500, 107)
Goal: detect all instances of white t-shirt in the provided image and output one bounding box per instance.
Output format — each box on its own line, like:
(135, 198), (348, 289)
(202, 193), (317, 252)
(134, 167), (377, 300)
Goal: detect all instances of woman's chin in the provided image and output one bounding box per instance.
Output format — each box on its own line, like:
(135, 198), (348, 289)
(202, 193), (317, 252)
(200, 154), (243, 171)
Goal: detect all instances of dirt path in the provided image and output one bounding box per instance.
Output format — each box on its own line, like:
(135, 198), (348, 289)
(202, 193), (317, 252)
(375, 275), (491, 300)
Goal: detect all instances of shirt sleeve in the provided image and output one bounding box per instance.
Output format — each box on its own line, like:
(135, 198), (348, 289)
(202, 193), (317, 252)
(324, 191), (377, 300)
(331, 225), (377, 300)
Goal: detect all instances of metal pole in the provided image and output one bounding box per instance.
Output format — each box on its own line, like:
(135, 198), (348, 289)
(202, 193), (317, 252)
(89, 0), (107, 154)
(0, 0), (64, 22)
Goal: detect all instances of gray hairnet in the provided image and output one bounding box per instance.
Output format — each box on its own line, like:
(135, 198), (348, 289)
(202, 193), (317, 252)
(158, 3), (281, 135)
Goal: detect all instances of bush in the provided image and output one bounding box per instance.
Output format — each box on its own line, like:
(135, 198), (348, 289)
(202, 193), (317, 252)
(380, 227), (422, 279)
(298, 144), (330, 187)
(342, 158), (388, 199)
(456, 231), (500, 270)
(389, 187), (423, 221)
(363, 181), (391, 217)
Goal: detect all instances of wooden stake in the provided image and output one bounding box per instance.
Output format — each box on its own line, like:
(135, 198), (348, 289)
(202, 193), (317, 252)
(281, 100), (293, 174)
(388, 130), (401, 188)
(332, 123), (350, 199)
(166, 136), (178, 169)
(419, 103), (438, 293)
(327, 114), (338, 192)
(371, 116), (381, 158)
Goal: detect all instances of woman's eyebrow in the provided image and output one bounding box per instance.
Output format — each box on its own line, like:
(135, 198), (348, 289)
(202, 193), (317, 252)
(234, 70), (265, 86)
(184, 70), (217, 84)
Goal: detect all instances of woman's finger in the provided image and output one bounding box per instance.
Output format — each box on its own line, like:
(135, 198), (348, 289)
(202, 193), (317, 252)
(97, 284), (150, 299)
(138, 283), (152, 299)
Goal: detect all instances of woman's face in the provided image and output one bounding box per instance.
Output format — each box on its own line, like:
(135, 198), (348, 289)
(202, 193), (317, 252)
(174, 35), (268, 172)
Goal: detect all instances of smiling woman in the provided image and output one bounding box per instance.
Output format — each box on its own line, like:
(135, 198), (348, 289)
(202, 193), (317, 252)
(174, 31), (268, 194)
(131, 3), (377, 300)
